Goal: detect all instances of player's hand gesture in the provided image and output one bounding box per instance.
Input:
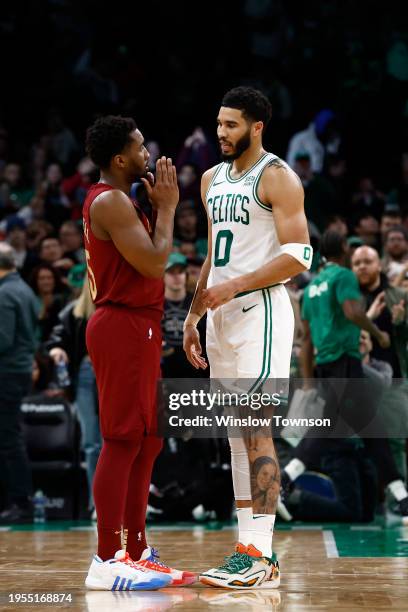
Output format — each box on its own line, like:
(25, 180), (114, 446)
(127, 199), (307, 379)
(141, 157), (179, 211)
(202, 280), (238, 310)
(183, 325), (207, 370)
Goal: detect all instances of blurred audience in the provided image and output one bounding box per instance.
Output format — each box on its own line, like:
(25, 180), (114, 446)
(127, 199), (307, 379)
(0, 243), (39, 523)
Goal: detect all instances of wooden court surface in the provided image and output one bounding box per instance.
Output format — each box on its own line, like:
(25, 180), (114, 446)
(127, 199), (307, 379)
(0, 525), (407, 611)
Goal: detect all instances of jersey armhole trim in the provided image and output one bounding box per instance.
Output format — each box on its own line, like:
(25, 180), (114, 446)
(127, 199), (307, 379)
(252, 157), (274, 212)
(205, 164), (224, 200)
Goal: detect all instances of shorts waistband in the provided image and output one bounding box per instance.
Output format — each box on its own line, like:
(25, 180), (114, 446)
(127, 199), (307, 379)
(96, 303), (163, 324)
(234, 283), (283, 299)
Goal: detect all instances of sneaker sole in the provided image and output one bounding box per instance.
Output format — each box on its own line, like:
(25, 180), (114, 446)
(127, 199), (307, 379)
(199, 574), (280, 590)
(167, 574), (198, 587)
(85, 575), (170, 591)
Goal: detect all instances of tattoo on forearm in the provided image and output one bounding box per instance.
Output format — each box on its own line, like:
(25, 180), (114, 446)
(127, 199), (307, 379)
(250, 455), (280, 514)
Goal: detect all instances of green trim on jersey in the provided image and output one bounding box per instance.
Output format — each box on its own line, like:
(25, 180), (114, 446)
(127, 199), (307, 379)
(247, 288), (273, 395)
(234, 283), (282, 299)
(225, 153), (269, 184)
(205, 164), (223, 200)
(252, 159), (274, 212)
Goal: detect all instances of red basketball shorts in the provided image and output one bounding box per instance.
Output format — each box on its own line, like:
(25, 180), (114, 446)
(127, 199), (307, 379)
(86, 305), (162, 440)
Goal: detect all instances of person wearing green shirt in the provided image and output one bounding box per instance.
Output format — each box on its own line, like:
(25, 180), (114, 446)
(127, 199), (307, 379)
(278, 231), (408, 525)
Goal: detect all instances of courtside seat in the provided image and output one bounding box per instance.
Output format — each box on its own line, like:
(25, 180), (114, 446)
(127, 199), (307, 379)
(20, 393), (81, 519)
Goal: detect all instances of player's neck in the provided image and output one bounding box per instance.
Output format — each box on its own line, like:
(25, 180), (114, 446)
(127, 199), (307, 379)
(231, 145), (265, 177)
(99, 171), (132, 195)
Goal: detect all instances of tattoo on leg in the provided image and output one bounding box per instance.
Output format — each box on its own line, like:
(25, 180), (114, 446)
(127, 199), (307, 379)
(250, 455), (280, 514)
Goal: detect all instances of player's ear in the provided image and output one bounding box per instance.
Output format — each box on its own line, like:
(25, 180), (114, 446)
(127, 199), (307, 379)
(252, 121), (263, 137)
(113, 154), (126, 169)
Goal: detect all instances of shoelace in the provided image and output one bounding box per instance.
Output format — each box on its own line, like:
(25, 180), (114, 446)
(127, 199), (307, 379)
(147, 547), (169, 569)
(219, 552), (253, 573)
(117, 552), (148, 572)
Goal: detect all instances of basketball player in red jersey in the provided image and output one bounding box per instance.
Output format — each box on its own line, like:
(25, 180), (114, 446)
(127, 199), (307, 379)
(83, 116), (196, 590)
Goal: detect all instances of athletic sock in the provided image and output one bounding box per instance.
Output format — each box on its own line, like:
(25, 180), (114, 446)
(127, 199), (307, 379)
(236, 506), (253, 546)
(123, 435), (163, 561)
(284, 458), (306, 482)
(388, 479), (408, 502)
(248, 513), (275, 558)
(93, 438), (142, 561)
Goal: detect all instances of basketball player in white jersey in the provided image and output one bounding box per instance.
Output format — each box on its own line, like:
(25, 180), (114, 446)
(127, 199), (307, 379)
(183, 87), (313, 589)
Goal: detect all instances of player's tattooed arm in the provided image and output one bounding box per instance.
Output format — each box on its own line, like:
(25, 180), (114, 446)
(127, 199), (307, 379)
(266, 157), (287, 171)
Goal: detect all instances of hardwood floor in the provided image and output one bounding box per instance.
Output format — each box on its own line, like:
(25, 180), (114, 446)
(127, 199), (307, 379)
(0, 524), (407, 611)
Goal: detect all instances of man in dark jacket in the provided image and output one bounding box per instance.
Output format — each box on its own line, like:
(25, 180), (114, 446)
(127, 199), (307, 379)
(0, 243), (39, 522)
(351, 245), (408, 378)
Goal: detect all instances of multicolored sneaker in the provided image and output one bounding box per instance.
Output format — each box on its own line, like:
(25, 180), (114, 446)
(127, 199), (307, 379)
(137, 546), (197, 586)
(199, 543), (280, 590)
(85, 549), (172, 591)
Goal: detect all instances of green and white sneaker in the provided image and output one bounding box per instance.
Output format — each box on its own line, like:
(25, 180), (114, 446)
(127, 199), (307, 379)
(199, 543), (280, 590)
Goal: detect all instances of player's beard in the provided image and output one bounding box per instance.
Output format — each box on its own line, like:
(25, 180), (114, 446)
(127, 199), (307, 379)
(220, 129), (251, 162)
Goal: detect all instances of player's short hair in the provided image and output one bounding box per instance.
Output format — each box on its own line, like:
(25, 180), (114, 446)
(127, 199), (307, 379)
(222, 87), (272, 128)
(86, 115), (137, 169)
(320, 230), (347, 260)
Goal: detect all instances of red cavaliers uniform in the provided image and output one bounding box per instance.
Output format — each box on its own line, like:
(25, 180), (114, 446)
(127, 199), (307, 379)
(83, 183), (164, 440)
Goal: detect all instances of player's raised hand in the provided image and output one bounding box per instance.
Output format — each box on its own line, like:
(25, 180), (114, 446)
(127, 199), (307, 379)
(141, 156), (179, 211)
(183, 325), (207, 370)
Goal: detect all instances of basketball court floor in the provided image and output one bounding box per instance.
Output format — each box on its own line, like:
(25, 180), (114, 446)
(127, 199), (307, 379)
(0, 521), (407, 611)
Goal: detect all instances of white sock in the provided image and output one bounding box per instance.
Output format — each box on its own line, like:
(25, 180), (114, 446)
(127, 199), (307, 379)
(236, 506), (252, 546)
(248, 513), (275, 558)
(388, 479), (408, 502)
(284, 458), (306, 482)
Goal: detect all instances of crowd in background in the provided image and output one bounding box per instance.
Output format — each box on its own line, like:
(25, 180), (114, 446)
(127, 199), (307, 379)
(0, 0), (408, 523)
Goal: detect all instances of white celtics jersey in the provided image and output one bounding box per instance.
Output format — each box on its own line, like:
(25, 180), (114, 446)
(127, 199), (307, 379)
(206, 152), (281, 288)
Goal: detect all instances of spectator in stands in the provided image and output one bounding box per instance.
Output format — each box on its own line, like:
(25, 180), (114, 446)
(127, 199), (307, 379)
(61, 157), (97, 217)
(29, 264), (67, 342)
(279, 231), (408, 523)
(25, 221), (54, 252)
(285, 330), (382, 523)
(0, 163), (34, 212)
(6, 217), (27, 271)
(353, 213), (380, 249)
(40, 163), (71, 229)
(162, 253), (206, 378)
(185, 255), (204, 294)
(352, 245), (408, 378)
(286, 109), (340, 173)
(325, 215), (348, 237)
(176, 127), (217, 175)
(380, 209), (402, 246)
(393, 260), (408, 291)
(178, 163), (200, 201)
(43, 112), (78, 168)
(174, 200), (199, 243)
(0, 243), (39, 523)
(59, 221), (85, 264)
(381, 226), (408, 282)
(46, 277), (100, 516)
(351, 176), (385, 222)
(17, 194), (45, 226)
(325, 155), (351, 211)
(38, 236), (76, 277)
(293, 151), (339, 232)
